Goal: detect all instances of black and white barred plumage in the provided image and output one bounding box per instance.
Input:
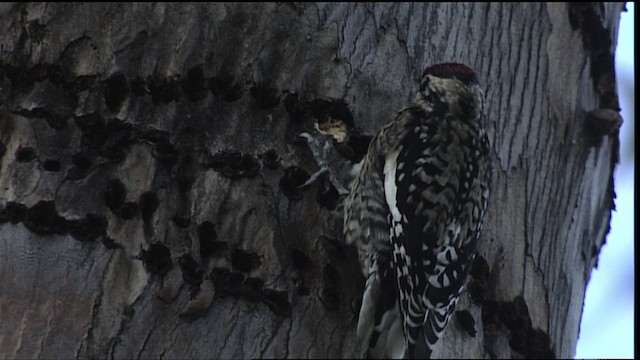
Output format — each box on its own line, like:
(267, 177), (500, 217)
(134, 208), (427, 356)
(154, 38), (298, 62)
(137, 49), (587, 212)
(344, 63), (491, 358)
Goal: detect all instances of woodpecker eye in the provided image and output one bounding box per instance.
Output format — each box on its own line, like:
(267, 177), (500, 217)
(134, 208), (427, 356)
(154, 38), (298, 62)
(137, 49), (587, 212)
(420, 75), (430, 92)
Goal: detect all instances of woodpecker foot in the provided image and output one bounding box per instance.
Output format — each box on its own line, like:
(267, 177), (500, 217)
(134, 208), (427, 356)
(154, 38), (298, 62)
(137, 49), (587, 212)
(297, 132), (349, 196)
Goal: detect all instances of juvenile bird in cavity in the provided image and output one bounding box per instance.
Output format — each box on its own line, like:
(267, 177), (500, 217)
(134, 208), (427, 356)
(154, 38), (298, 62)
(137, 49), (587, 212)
(343, 63), (491, 358)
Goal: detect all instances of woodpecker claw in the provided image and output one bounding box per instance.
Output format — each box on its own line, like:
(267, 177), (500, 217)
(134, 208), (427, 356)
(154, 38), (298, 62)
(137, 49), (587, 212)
(297, 167), (329, 189)
(296, 131), (349, 196)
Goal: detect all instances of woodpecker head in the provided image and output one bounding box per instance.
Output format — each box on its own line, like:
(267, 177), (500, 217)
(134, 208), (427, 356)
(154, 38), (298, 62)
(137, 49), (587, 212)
(420, 62), (478, 92)
(417, 62), (483, 119)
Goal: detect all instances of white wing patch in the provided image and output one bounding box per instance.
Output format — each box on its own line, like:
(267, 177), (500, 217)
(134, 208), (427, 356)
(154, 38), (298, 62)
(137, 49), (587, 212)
(384, 149), (402, 223)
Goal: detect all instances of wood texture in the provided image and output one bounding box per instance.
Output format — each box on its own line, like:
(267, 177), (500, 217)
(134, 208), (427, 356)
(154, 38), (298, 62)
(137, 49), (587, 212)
(0, 3), (624, 358)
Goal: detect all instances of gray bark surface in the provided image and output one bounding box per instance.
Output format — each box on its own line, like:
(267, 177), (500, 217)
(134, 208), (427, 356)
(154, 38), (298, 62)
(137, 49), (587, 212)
(0, 3), (624, 358)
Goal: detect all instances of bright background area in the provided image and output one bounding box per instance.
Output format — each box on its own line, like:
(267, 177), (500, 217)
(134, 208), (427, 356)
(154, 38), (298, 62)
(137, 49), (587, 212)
(575, 3), (634, 359)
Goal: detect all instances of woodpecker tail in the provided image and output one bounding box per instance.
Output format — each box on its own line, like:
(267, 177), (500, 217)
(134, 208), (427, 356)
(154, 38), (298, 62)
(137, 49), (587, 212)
(358, 252), (405, 359)
(409, 305), (455, 359)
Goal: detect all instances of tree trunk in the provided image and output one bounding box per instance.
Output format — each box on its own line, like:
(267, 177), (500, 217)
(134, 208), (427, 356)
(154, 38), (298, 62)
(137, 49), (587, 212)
(0, 3), (624, 358)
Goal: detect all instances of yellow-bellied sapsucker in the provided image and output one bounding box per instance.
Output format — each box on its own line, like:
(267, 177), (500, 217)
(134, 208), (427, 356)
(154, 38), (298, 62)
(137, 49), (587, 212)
(344, 63), (491, 359)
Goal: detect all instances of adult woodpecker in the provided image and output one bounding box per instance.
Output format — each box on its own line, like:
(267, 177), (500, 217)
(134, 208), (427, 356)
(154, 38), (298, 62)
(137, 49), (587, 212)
(344, 63), (491, 358)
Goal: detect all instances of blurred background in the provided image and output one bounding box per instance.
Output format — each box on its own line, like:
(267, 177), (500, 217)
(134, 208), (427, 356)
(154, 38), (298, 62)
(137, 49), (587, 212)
(575, 3), (634, 359)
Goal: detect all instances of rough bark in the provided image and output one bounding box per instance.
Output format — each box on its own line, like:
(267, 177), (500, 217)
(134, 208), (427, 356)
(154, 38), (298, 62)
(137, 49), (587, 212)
(0, 3), (624, 359)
